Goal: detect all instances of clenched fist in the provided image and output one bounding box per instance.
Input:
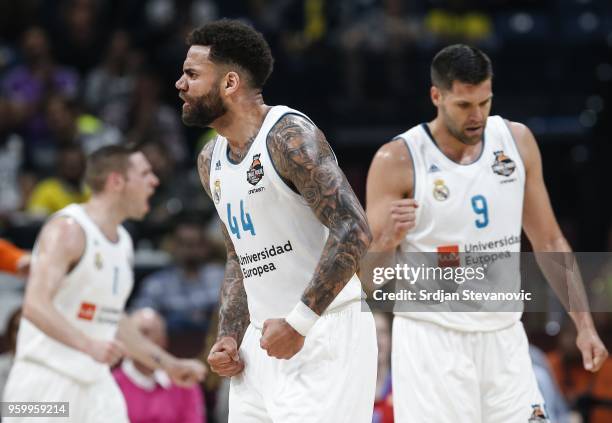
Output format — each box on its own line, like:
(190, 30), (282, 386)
(207, 336), (245, 377)
(375, 199), (419, 251)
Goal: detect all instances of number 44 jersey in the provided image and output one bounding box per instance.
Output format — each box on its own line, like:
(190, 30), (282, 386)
(208, 106), (362, 328)
(396, 116), (526, 331)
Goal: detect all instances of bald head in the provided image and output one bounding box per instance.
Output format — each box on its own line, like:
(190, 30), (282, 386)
(131, 308), (167, 349)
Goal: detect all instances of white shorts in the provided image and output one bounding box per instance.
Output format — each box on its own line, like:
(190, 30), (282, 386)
(229, 301), (377, 423)
(392, 317), (548, 423)
(2, 359), (128, 423)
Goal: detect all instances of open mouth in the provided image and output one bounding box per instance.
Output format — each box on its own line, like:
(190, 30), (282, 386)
(465, 126), (483, 136)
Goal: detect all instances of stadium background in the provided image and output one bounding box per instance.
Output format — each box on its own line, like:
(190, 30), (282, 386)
(0, 0), (611, 422)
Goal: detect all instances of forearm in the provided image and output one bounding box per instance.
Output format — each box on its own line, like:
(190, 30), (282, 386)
(217, 257), (250, 344)
(302, 219), (372, 315)
(117, 316), (177, 370)
(534, 236), (594, 330)
(22, 296), (90, 353)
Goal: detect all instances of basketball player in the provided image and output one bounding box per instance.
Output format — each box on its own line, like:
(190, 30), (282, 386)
(3, 145), (205, 423)
(365, 44), (608, 422)
(176, 19), (377, 422)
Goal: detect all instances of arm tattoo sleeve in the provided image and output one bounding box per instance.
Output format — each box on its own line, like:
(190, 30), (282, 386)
(197, 141), (250, 343)
(267, 114), (372, 315)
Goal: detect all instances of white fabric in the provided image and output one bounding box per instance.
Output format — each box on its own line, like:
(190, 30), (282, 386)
(395, 115), (526, 331)
(120, 359), (171, 391)
(15, 204), (134, 383)
(228, 302), (377, 423)
(2, 359), (129, 423)
(209, 105), (362, 328)
(392, 317), (547, 423)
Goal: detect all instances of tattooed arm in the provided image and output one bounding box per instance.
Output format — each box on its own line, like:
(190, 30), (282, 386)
(267, 114), (372, 315)
(198, 141), (249, 375)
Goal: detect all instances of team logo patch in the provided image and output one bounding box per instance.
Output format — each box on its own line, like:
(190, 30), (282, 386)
(492, 150), (516, 177)
(528, 404), (548, 422)
(213, 179), (221, 204)
(95, 252), (103, 269)
(77, 302), (96, 321)
(246, 154), (264, 185)
(433, 179), (450, 201)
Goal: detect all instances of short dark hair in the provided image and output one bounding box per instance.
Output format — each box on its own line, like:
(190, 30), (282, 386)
(187, 19), (274, 89)
(85, 145), (135, 193)
(431, 44), (493, 90)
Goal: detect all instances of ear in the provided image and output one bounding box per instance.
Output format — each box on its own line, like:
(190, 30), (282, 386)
(431, 86), (441, 107)
(222, 71), (241, 96)
(105, 171), (126, 192)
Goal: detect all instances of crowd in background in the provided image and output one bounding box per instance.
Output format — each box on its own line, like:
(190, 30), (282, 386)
(1, 0), (612, 422)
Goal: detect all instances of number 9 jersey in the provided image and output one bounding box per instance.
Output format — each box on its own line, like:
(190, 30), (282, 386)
(396, 115), (526, 331)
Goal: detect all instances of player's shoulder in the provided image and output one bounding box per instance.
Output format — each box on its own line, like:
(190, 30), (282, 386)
(372, 137), (413, 171)
(502, 119), (540, 168)
(39, 214), (86, 258)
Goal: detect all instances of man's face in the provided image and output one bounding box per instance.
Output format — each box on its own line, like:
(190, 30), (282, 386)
(121, 152), (159, 220)
(433, 79), (493, 145)
(175, 45), (227, 128)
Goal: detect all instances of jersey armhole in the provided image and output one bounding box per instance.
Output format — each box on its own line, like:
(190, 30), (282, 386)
(502, 119), (527, 178)
(47, 213), (88, 278)
(394, 136), (417, 200)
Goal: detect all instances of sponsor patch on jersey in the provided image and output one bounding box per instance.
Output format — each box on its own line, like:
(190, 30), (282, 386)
(433, 179), (450, 201)
(528, 404), (548, 422)
(77, 302), (97, 321)
(491, 150), (516, 177)
(213, 179), (221, 204)
(437, 245), (460, 267)
(95, 252), (103, 269)
(246, 154), (264, 185)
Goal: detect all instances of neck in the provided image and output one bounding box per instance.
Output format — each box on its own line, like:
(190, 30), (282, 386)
(83, 195), (124, 241)
(213, 94), (270, 162)
(429, 117), (482, 164)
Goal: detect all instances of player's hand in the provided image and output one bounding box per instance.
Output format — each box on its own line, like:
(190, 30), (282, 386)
(207, 336), (245, 377)
(166, 358), (207, 387)
(376, 199), (419, 250)
(260, 318), (305, 359)
(84, 338), (125, 366)
(576, 326), (609, 372)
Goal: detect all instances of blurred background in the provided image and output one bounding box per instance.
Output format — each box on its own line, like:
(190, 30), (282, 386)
(0, 0), (611, 422)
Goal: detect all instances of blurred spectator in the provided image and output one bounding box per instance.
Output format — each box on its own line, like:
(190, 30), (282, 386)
(0, 97), (28, 217)
(139, 140), (214, 238)
(337, 0), (421, 103)
(0, 308), (21, 399)
(0, 240), (30, 276)
(529, 344), (571, 423)
(424, 0), (493, 42)
(1, 26), (79, 143)
(48, 0), (109, 74)
(102, 70), (187, 164)
(131, 219), (223, 333)
(83, 30), (142, 115)
(548, 321), (612, 423)
(26, 144), (88, 217)
(372, 312), (393, 423)
(113, 308), (206, 423)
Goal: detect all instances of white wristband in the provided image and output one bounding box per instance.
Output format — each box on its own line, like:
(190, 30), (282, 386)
(285, 301), (320, 336)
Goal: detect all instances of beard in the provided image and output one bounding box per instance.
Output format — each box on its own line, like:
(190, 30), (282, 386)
(181, 86), (227, 128)
(442, 108), (485, 146)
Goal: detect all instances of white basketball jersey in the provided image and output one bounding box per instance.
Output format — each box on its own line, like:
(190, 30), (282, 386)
(209, 105), (361, 328)
(396, 115), (526, 331)
(16, 204), (134, 383)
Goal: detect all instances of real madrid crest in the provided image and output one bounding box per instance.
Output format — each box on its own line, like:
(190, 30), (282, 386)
(95, 252), (103, 269)
(491, 150), (516, 177)
(213, 179), (221, 204)
(433, 179), (450, 201)
(246, 154), (264, 186)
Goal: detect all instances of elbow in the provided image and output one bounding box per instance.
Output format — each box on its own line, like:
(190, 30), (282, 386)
(21, 297), (40, 323)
